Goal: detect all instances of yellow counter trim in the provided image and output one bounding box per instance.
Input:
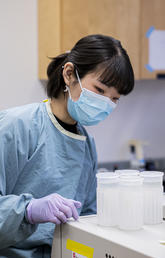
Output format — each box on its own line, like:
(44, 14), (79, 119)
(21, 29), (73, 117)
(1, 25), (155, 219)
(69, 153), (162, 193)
(66, 239), (94, 258)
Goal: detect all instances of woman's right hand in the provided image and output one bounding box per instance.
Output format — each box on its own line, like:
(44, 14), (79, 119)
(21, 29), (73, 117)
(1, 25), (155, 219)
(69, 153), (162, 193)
(26, 193), (82, 225)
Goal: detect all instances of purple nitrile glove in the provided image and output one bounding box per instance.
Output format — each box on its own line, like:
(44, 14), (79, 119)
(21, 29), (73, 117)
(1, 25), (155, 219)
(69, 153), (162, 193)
(26, 193), (82, 225)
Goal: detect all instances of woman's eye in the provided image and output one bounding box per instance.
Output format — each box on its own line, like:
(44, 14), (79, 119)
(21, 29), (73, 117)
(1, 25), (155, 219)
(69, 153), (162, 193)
(95, 86), (104, 94)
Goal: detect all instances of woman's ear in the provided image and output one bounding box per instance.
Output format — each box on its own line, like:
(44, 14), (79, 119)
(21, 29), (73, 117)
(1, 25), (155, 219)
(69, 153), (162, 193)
(62, 62), (75, 86)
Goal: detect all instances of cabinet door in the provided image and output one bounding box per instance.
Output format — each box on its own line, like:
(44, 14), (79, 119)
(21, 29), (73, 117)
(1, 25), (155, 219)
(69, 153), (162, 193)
(61, 0), (89, 52)
(38, 0), (61, 79)
(141, 0), (165, 79)
(38, 0), (140, 80)
(61, 0), (141, 79)
(88, 0), (141, 79)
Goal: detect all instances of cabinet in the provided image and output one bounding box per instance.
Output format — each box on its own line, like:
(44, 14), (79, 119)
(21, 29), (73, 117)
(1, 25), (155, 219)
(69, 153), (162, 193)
(141, 0), (165, 79)
(38, 0), (165, 80)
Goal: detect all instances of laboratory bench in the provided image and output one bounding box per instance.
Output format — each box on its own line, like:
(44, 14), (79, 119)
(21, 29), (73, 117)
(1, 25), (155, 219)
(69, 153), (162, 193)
(51, 215), (165, 258)
(51, 195), (165, 258)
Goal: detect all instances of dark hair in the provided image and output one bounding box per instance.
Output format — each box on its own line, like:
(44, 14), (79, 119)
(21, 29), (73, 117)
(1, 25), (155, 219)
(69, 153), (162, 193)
(46, 34), (134, 98)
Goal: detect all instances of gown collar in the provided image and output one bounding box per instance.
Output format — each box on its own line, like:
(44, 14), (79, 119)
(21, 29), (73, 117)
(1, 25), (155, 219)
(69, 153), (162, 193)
(45, 99), (86, 141)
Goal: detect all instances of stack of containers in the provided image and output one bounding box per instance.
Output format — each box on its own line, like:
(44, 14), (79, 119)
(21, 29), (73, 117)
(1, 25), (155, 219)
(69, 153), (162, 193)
(96, 170), (164, 230)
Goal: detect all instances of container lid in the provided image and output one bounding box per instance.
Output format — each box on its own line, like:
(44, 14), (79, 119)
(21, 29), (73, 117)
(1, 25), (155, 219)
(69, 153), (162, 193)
(119, 175), (143, 186)
(97, 168), (110, 173)
(115, 169), (140, 176)
(96, 172), (119, 184)
(140, 171), (164, 183)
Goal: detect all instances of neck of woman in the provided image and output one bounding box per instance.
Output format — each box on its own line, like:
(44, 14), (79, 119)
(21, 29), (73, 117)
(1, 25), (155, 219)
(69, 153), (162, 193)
(50, 94), (76, 125)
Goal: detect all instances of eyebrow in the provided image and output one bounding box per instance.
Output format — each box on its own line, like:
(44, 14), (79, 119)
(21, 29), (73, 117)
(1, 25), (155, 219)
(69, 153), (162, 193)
(96, 79), (107, 87)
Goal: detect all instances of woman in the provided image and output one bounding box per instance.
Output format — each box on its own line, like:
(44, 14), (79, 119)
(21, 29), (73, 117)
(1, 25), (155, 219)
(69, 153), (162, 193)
(0, 34), (134, 257)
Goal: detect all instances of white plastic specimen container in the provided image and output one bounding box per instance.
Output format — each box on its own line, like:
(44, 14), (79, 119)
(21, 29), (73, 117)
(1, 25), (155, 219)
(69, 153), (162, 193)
(141, 171), (164, 225)
(118, 176), (144, 231)
(115, 169), (140, 177)
(96, 172), (119, 227)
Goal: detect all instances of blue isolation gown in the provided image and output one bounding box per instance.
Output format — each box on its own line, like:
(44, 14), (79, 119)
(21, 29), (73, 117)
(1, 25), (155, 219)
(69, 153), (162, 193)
(0, 99), (97, 258)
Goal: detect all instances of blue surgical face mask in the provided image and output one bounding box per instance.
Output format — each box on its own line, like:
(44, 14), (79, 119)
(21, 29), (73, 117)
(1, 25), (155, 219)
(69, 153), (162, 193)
(66, 70), (117, 126)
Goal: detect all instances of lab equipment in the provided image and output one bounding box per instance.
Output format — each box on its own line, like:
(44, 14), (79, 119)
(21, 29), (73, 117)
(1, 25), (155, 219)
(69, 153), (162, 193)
(141, 171), (164, 225)
(51, 215), (165, 258)
(66, 70), (116, 126)
(129, 144), (141, 169)
(118, 176), (144, 230)
(0, 99), (97, 257)
(96, 172), (119, 226)
(26, 193), (82, 224)
(163, 193), (165, 218)
(128, 139), (148, 170)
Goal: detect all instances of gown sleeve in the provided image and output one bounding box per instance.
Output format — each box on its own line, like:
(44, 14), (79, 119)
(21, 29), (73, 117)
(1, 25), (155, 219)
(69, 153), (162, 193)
(80, 137), (98, 216)
(0, 109), (37, 249)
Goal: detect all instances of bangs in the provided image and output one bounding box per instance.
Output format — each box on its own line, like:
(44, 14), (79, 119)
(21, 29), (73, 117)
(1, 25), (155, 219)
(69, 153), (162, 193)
(97, 56), (134, 95)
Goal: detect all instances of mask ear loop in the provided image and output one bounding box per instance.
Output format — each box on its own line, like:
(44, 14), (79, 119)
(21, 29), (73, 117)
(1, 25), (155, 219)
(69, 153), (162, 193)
(75, 70), (83, 91)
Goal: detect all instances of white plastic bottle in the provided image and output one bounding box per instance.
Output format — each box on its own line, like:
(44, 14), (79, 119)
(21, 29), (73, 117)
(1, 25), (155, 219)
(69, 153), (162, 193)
(141, 171), (164, 225)
(118, 176), (144, 230)
(96, 172), (119, 227)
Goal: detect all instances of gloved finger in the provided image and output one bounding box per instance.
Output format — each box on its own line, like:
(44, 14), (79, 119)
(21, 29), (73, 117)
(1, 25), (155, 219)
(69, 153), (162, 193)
(73, 200), (82, 209)
(64, 201), (79, 220)
(63, 198), (82, 209)
(59, 204), (72, 218)
(56, 211), (67, 223)
(71, 204), (79, 220)
(51, 217), (61, 225)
